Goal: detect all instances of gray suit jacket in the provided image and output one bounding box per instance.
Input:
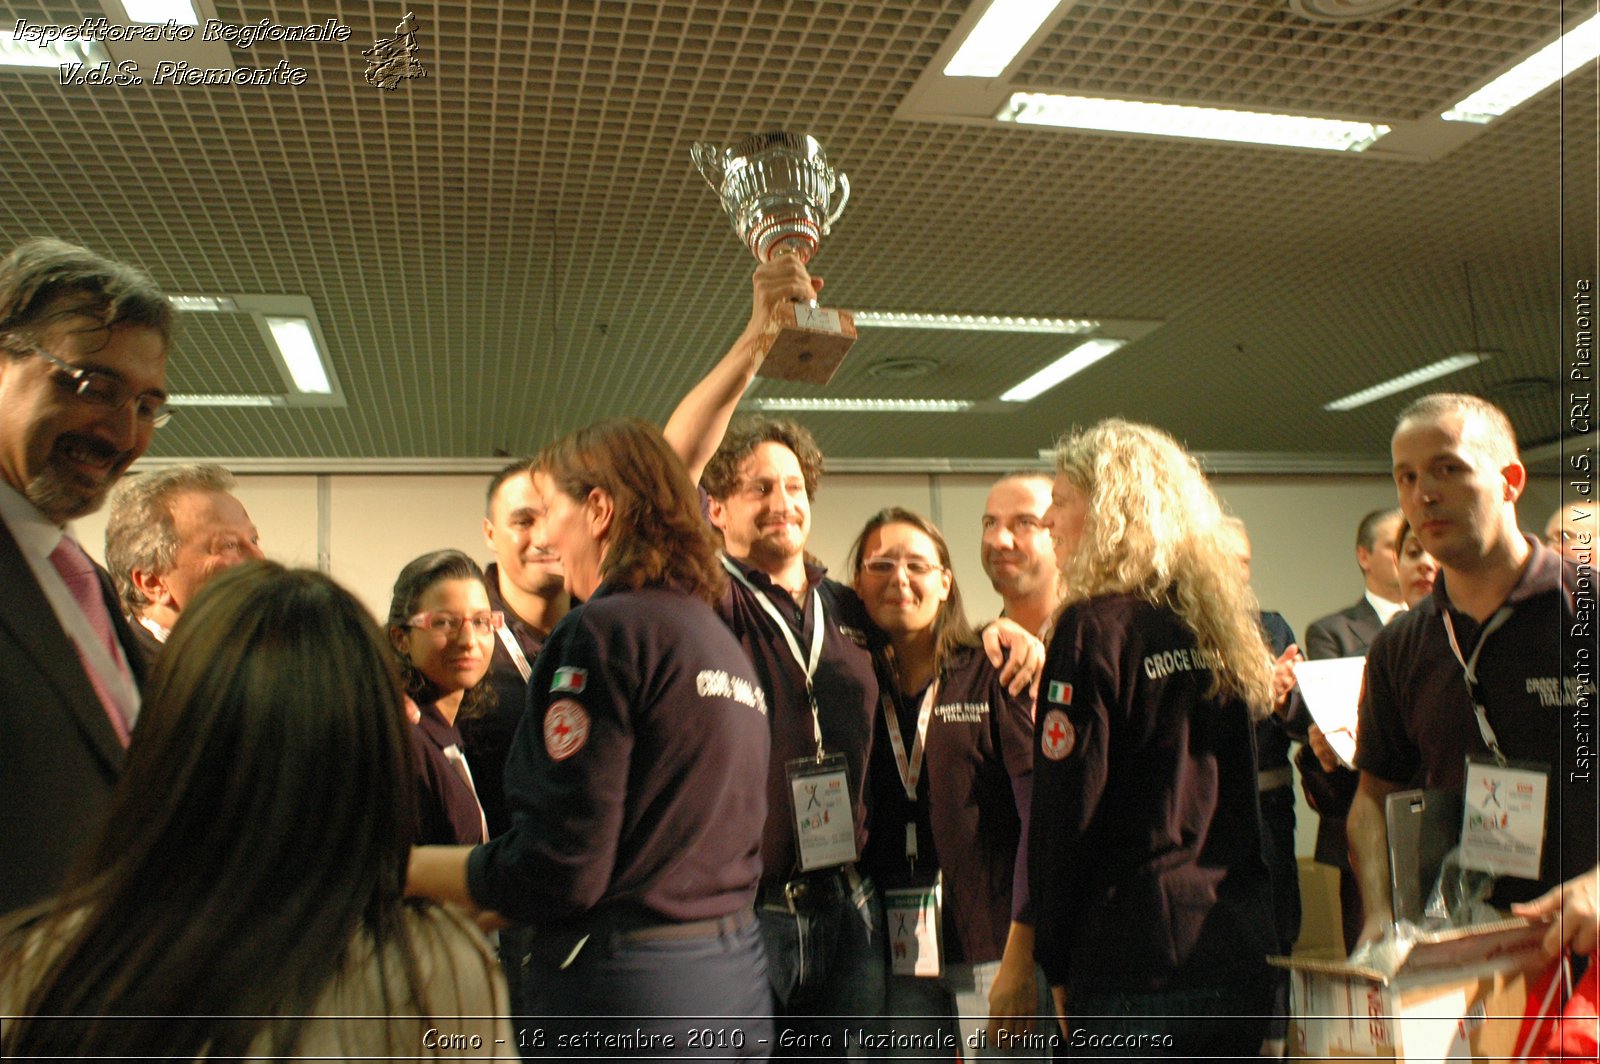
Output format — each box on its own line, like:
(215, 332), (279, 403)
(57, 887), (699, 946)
(1304, 597), (1383, 660)
(0, 517), (143, 915)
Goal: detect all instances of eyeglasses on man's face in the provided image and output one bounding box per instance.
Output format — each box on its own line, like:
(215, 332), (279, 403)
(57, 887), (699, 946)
(405, 610), (504, 639)
(861, 556), (944, 579)
(18, 344), (172, 427)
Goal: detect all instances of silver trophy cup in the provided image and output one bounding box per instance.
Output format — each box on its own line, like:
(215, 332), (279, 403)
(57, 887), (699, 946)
(691, 132), (850, 264)
(692, 132), (855, 383)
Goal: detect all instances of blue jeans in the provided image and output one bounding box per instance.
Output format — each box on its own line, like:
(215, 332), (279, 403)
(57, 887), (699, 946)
(759, 875), (885, 1061)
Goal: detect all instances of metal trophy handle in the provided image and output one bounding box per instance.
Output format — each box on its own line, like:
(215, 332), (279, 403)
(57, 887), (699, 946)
(824, 171), (849, 233)
(689, 141), (724, 192)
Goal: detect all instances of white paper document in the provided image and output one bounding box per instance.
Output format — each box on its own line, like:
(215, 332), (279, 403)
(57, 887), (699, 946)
(1292, 656), (1367, 769)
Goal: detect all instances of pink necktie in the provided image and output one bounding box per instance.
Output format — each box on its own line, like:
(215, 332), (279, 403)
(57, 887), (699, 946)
(47, 538), (132, 747)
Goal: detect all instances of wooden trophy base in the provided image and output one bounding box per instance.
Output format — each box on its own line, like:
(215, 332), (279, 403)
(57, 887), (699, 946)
(755, 301), (857, 385)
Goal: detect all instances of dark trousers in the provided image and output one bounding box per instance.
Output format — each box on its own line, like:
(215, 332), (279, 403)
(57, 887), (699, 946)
(519, 915), (774, 1062)
(1067, 976), (1274, 1064)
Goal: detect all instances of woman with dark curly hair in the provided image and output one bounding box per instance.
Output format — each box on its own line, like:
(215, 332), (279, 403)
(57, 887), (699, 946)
(0, 562), (510, 1060)
(387, 549), (496, 846)
(408, 418), (774, 1057)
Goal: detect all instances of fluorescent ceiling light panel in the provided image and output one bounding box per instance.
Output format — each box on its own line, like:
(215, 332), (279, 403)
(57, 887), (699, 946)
(999, 93), (1390, 152)
(167, 393), (282, 407)
(264, 316), (333, 394)
(943, 0), (1060, 77)
(121, 0), (200, 25)
(1000, 338), (1126, 402)
(1443, 15), (1600, 124)
(854, 311), (1098, 334)
(0, 30), (110, 68)
(748, 398), (974, 413)
(168, 295), (239, 312)
(1322, 353), (1488, 411)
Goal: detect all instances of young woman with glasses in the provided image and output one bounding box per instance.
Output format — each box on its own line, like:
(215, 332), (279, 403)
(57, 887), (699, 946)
(387, 550), (498, 846)
(848, 507), (1048, 1060)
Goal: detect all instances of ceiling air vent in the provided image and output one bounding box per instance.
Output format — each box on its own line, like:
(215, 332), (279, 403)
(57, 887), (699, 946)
(1287, 0), (1415, 22)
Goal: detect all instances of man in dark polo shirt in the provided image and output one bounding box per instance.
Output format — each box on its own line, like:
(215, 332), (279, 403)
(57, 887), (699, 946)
(459, 458), (570, 1033)
(462, 458), (570, 839)
(1349, 393), (1596, 958)
(666, 257), (1041, 1057)
(664, 257), (883, 1057)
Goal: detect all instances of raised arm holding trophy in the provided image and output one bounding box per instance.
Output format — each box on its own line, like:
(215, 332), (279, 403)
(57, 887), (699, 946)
(692, 132), (856, 384)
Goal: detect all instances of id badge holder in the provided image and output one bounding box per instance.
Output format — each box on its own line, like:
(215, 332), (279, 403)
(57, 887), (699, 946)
(786, 753), (858, 872)
(886, 874), (942, 978)
(1459, 753), (1551, 881)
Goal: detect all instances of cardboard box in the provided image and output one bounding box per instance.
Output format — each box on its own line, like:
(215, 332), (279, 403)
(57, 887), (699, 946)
(1271, 918), (1547, 1061)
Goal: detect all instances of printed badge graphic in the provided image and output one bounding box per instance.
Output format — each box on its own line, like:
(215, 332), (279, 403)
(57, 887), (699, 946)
(544, 699), (589, 761)
(363, 11), (426, 89)
(551, 666), (587, 694)
(1047, 680), (1073, 705)
(1041, 709), (1075, 760)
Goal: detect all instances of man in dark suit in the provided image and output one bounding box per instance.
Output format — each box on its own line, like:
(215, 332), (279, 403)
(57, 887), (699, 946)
(0, 237), (174, 915)
(1298, 506), (1405, 951)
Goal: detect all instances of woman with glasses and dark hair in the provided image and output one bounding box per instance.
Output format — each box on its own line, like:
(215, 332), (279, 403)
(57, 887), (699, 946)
(847, 507), (1047, 1060)
(1031, 419), (1277, 1061)
(0, 562), (510, 1060)
(408, 418), (774, 1057)
(388, 549), (498, 847)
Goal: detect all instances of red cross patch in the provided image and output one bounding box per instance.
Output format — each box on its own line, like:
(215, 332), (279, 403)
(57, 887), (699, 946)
(544, 698), (589, 761)
(1041, 709), (1076, 761)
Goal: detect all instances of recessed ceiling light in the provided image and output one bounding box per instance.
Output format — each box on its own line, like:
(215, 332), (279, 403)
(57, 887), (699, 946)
(998, 93), (1390, 152)
(264, 316), (333, 394)
(122, 0), (200, 25)
(943, 0), (1061, 78)
(1443, 15), (1600, 124)
(1322, 353), (1489, 411)
(853, 310), (1098, 334)
(168, 295), (239, 312)
(1000, 338), (1127, 402)
(167, 393), (283, 407)
(0, 30), (110, 69)
(745, 397), (974, 413)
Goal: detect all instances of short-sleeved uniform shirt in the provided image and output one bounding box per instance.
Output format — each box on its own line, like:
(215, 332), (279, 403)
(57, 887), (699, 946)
(1030, 592), (1274, 998)
(459, 561), (550, 839)
(467, 581), (769, 925)
(861, 644), (1034, 965)
(409, 698), (486, 846)
(1357, 538), (1594, 902)
(718, 555), (879, 885)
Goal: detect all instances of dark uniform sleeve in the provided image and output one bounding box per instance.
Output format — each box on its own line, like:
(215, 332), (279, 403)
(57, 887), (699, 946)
(1353, 631), (1418, 785)
(991, 669), (1036, 922)
(1029, 605), (1114, 988)
(467, 612), (637, 923)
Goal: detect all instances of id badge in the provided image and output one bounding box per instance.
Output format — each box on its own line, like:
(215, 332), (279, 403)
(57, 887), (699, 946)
(886, 876), (942, 978)
(1459, 755), (1550, 880)
(786, 753), (857, 872)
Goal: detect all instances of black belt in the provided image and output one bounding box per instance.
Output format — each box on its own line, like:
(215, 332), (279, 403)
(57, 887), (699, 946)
(758, 864), (864, 913)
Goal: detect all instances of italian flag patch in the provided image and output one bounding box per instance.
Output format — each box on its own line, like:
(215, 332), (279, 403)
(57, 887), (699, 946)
(1047, 680), (1073, 705)
(551, 666), (587, 694)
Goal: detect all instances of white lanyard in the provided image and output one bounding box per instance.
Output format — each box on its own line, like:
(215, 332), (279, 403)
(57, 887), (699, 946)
(494, 622), (532, 682)
(721, 554), (826, 753)
(1442, 606), (1514, 766)
(880, 678), (939, 802)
